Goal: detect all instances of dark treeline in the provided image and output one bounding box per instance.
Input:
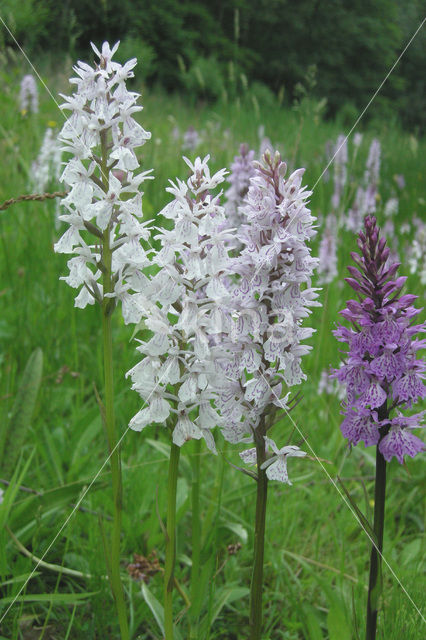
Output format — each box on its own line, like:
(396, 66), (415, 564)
(0, 0), (424, 131)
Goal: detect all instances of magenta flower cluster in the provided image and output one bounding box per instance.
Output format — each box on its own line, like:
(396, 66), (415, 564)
(332, 215), (425, 463)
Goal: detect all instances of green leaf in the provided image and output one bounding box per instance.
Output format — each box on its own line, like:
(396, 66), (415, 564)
(327, 603), (352, 640)
(41, 424), (64, 484)
(0, 572), (41, 588)
(70, 411), (101, 472)
(209, 585), (249, 626)
(140, 583), (183, 640)
(221, 521), (248, 544)
(0, 348), (43, 476)
(176, 477), (189, 514)
(189, 552), (215, 623)
(0, 591), (97, 605)
(400, 538), (422, 566)
(9, 477), (106, 543)
(302, 604), (324, 640)
(0, 451), (35, 530)
(283, 551), (354, 639)
(141, 582), (164, 636)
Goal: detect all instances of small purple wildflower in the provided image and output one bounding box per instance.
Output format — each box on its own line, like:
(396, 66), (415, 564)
(19, 74), (38, 114)
(408, 218), (426, 285)
(353, 132), (363, 148)
(318, 368), (345, 400)
(182, 126), (201, 152)
(332, 215), (425, 463)
(258, 125), (273, 158)
(346, 138), (381, 232)
(31, 127), (62, 192)
(331, 134), (348, 211)
(224, 143), (256, 236)
(318, 214), (338, 284)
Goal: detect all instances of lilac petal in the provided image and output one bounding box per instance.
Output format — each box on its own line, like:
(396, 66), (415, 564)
(369, 349), (404, 382)
(341, 410), (380, 447)
(379, 427), (425, 464)
(392, 371), (426, 404)
(360, 381), (387, 409)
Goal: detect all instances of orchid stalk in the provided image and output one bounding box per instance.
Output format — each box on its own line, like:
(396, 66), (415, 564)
(54, 41), (153, 640)
(332, 215), (425, 639)
(127, 155), (231, 638)
(215, 150), (320, 638)
(189, 437), (202, 639)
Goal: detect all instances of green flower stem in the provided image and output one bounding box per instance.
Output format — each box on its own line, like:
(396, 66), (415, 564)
(100, 130), (129, 640)
(365, 442), (387, 640)
(164, 441), (181, 640)
(189, 438), (201, 639)
(249, 420), (268, 640)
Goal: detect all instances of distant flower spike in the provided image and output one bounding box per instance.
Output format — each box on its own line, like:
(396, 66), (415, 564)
(318, 214), (338, 284)
(19, 74), (38, 113)
(224, 143), (256, 238)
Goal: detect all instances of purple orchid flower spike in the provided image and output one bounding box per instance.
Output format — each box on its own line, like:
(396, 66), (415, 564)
(332, 214), (425, 462)
(331, 214), (425, 640)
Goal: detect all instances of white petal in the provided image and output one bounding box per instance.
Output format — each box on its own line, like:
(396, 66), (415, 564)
(74, 286), (95, 308)
(264, 457), (290, 484)
(201, 428), (217, 454)
(149, 395), (170, 423)
(161, 357), (180, 385)
(54, 227), (82, 253)
(129, 407), (151, 432)
(144, 333), (169, 356)
(205, 277), (228, 300)
(121, 292), (144, 324)
(198, 402), (221, 428)
(178, 376), (198, 403)
(173, 415), (202, 447)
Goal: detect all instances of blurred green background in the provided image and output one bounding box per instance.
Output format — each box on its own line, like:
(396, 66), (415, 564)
(0, 0), (424, 133)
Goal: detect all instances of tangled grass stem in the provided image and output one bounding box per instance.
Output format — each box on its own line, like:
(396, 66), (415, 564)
(0, 190), (67, 211)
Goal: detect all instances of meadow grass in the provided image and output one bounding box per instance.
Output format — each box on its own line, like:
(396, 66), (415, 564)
(0, 60), (425, 639)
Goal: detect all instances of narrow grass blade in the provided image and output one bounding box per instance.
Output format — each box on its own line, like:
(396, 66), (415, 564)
(338, 475), (377, 545)
(0, 451), (35, 530)
(0, 591), (97, 605)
